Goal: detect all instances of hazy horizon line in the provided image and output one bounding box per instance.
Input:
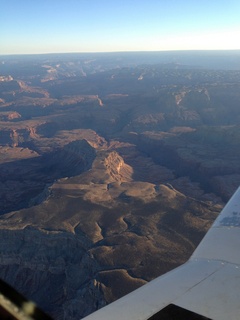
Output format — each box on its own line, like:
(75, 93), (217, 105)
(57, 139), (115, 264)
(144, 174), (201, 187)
(1, 49), (240, 57)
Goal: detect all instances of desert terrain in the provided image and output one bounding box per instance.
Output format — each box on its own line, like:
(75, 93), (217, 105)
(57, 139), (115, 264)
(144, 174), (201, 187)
(0, 51), (240, 319)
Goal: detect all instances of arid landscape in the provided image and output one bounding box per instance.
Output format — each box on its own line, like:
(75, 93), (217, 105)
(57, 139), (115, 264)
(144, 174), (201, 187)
(0, 51), (240, 319)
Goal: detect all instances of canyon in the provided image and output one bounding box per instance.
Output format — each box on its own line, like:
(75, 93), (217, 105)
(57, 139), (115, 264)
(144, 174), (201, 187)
(0, 52), (240, 319)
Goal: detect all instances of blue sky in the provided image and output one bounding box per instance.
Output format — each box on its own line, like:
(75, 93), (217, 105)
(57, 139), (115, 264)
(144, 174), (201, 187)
(1, 0), (240, 54)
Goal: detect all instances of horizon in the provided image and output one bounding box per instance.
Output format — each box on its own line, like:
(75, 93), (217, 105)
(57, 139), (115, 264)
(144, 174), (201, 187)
(1, 48), (240, 58)
(1, 0), (240, 55)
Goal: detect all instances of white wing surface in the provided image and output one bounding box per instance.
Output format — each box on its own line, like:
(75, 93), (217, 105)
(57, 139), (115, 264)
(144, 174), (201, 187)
(82, 186), (240, 320)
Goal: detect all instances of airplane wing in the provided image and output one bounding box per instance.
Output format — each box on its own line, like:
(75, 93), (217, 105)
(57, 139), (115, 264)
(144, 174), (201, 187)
(82, 186), (240, 320)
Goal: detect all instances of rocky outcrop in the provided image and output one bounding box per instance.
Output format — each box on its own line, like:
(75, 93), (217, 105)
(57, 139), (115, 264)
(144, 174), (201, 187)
(0, 111), (21, 121)
(0, 228), (105, 319)
(104, 151), (133, 182)
(0, 127), (38, 146)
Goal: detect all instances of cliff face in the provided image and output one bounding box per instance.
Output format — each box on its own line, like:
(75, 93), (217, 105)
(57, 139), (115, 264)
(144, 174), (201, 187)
(0, 127), (38, 146)
(0, 228), (105, 319)
(104, 151), (133, 182)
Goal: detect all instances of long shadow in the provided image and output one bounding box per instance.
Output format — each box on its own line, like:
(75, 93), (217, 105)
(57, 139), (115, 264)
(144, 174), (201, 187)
(0, 141), (96, 215)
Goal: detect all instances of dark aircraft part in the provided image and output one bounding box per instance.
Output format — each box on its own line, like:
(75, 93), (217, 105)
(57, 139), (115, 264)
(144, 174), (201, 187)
(147, 304), (212, 320)
(0, 278), (53, 320)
